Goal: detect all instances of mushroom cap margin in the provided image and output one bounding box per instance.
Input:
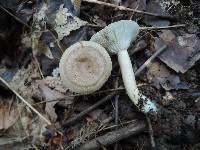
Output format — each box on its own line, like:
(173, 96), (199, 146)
(59, 41), (112, 94)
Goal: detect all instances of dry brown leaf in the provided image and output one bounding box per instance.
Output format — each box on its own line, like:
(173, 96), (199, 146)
(86, 109), (104, 122)
(147, 61), (189, 90)
(144, 1), (170, 26)
(67, 128), (80, 141)
(31, 32), (54, 59)
(51, 133), (63, 146)
(41, 76), (68, 93)
(155, 32), (200, 73)
(39, 79), (74, 122)
(0, 99), (22, 130)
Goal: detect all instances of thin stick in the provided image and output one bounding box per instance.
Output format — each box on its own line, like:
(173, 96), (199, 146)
(114, 77), (119, 150)
(0, 5), (65, 56)
(33, 56), (44, 79)
(0, 76), (51, 125)
(98, 119), (137, 132)
(75, 120), (146, 150)
(48, 30), (64, 53)
(62, 91), (118, 127)
(140, 24), (186, 31)
(0, 5), (31, 29)
(135, 45), (167, 76)
(146, 115), (156, 149)
(33, 87), (126, 105)
(82, 0), (175, 20)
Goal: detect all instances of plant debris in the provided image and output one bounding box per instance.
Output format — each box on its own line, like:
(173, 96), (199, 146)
(0, 0), (200, 149)
(154, 31), (200, 73)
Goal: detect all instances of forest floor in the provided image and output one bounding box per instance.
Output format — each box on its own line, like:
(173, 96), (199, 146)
(0, 0), (200, 149)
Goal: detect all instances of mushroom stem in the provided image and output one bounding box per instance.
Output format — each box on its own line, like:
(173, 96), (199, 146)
(118, 49), (157, 113)
(118, 49), (139, 104)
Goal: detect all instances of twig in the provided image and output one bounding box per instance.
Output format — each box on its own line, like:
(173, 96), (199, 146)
(82, 0), (175, 20)
(146, 115), (156, 149)
(33, 56), (44, 79)
(114, 95), (119, 127)
(0, 5), (31, 29)
(0, 76), (51, 125)
(62, 91), (119, 127)
(114, 77), (119, 150)
(33, 87), (127, 106)
(195, 97), (200, 103)
(140, 24), (186, 31)
(75, 121), (146, 150)
(0, 136), (29, 145)
(135, 45), (167, 76)
(0, 5), (65, 55)
(48, 30), (64, 53)
(93, 87), (125, 94)
(97, 119), (137, 132)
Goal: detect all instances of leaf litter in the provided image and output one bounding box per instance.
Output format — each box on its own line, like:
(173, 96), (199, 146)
(154, 30), (200, 73)
(0, 0), (200, 149)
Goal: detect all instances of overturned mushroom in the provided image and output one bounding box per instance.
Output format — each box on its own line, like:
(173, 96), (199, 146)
(59, 41), (112, 94)
(90, 20), (157, 113)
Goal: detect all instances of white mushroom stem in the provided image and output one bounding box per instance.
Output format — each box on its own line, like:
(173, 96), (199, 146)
(118, 49), (140, 104)
(118, 49), (157, 113)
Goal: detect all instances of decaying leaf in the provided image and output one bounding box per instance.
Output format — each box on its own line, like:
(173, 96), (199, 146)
(0, 99), (22, 130)
(0, 136), (27, 146)
(67, 127), (80, 141)
(32, 2), (48, 30)
(86, 109), (105, 122)
(31, 32), (54, 59)
(54, 4), (87, 40)
(5, 63), (51, 144)
(122, 0), (146, 11)
(147, 61), (189, 90)
(9, 61), (41, 100)
(20, 115), (48, 145)
(41, 76), (69, 93)
(39, 78), (74, 122)
(50, 133), (63, 146)
(144, 1), (170, 26)
(154, 31), (200, 73)
(31, 2), (87, 58)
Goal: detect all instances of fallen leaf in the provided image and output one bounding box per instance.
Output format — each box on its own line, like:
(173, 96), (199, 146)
(144, 1), (170, 26)
(155, 32), (200, 73)
(21, 115), (48, 145)
(31, 32), (54, 59)
(147, 61), (190, 90)
(54, 4), (87, 40)
(51, 133), (63, 146)
(39, 79), (74, 122)
(122, 0), (146, 11)
(86, 109), (104, 122)
(0, 99), (22, 130)
(67, 128), (80, 141)
(41, 76), (69, 94)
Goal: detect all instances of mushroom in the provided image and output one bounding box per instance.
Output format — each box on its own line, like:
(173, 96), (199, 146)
(59, 41), (112, 94)
(90, 20), (157, 113)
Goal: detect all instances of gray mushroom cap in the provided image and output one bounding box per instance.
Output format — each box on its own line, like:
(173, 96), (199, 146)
(90, 20), (140, 54)
(59, 41), (112, 94)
